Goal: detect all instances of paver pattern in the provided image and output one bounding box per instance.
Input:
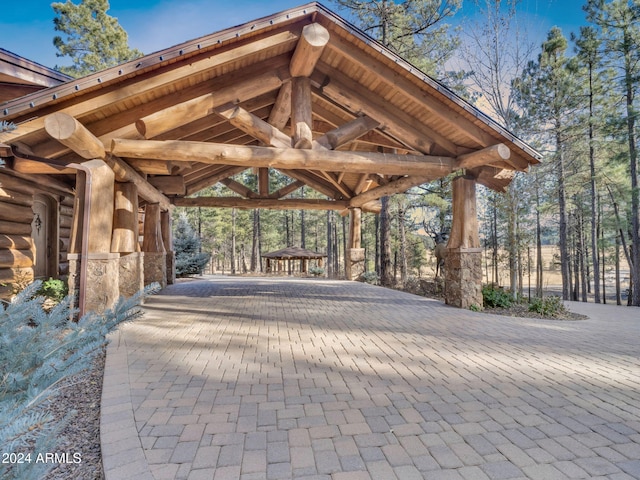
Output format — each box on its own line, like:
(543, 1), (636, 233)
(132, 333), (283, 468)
(101, 276), (640, 480)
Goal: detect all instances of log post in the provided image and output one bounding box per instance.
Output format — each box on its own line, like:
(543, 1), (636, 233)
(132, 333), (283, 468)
(111, 182), (144, 298)
(67, 159), (119, 314)
(291, 77), (313, 149)
(142, 203), (167, 288)
(444, 175), (483, 309)
(346, 207), (365, 281)
(161, 210), (175, 285)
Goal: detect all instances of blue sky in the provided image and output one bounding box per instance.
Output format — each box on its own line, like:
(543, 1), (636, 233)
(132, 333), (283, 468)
(1, 0), (590, 70)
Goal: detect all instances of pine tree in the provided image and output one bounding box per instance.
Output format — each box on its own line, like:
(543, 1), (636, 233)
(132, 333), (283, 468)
(514, 27), (580, 300)
(333, 0), (462, 80)
(52, 0), (142, 78)
(585, 0), (640, 306)
(173, 214), (210, 276)
(573, 26), (606, 303)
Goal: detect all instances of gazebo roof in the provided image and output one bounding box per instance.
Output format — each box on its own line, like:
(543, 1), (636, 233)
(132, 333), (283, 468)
(0, 2), (540, 213)
(262, 246), (326, 259)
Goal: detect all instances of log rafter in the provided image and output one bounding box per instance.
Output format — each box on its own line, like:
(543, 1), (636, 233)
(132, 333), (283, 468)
(43, 112), (171, 210)
(313, 65), (444, 155)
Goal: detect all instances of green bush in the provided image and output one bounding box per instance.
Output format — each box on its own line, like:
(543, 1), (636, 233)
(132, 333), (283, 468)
(528, 295), (566, 317)
(482, 285), (514, 308)
(36, 278), (68, 303)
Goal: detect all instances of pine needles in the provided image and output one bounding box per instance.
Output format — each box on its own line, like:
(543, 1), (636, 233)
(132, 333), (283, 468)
(0, 281), (158, 479)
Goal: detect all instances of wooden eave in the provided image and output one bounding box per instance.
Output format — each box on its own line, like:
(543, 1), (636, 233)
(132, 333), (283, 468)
(0, 2), (540, 210)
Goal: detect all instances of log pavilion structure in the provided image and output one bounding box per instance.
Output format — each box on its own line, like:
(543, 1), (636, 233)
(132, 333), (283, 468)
(263, 246), (325, 275)
(0, 2), (540, 314)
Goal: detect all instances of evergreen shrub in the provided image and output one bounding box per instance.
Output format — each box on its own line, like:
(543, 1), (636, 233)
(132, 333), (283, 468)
(0, 281), (158, 479)
(36, 278), (68, 303)
(174, 214), (210, 277)
(309, 266), (325, 277)
(359, 271), (379, 285)
(482, 284), (513, 308)
(528, 295), (566, 317)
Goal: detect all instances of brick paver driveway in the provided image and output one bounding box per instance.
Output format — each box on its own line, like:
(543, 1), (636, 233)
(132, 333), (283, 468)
(101, 276), (640, 480)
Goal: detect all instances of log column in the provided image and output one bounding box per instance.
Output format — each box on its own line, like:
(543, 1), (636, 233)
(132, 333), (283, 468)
(111, 182), (144, 298)
(68, 159), (119, 314)
(444, 175), (483, 309)
(346, 207), (365, 281)
(161, 210), (175, 285)
(142, 203), (167, 288)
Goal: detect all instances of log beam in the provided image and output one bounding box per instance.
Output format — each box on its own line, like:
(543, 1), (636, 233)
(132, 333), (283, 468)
(136, 71), (285, 139)
(185, 165), (247, 196)
(44, 112), (171, 210)
(220, 177), (258, 198)
(173, 197), (348, 211)
(110, 139), (455, 177)
(319, 171), (353, 198)
(315, 116), (380, 150)
(350, 176), (431, 208)
(128, 159), (173, 174)
(11, 158), (76, 174)
(268, 82), (292, 130)
(104, 156), (172, 210)
(148, 175), (186, 195)
(268, 179), (305, 199)
(44, 112), (106, 160)
(278, 169), (342, 199)
(216, 103), (291, 148)
(455, 143), (511, 170)
(289, 23), (330, 77)
(315, 66), (443, 155)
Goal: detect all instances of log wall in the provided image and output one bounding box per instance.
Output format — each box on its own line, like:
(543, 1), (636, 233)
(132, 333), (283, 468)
(0, 170), (74, 299)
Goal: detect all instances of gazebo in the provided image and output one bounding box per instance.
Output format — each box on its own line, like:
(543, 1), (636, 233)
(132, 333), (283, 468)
(262, 246), (325, 275)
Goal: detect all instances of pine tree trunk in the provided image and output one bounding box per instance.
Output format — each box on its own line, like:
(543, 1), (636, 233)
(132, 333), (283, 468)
(588, 61), (601, 302)
(230, 208), (236, 275)
(556, 132), (570, 300)
(536, 175), (543, 297)
(375, 215), (380, 274)
(624, 43), (640, 306)
(326, 210), (333, 278)
(507, 183), (519, 299)
(301, 187), (306, 249)
(599, 194), (606, 304)
(251, 209), (260, 272)
(398, 203), (408, 284)
(380, 196), (393, 287)
(616, 232), (622, 305)
(579, 210), (588, 302)
(492, 194), (499, 285)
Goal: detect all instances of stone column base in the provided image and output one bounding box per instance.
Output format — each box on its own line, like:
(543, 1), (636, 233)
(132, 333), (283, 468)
(346, 248), (365, 281)
(119, 252), (144, 298)
(444, 248), (483, 309)
(68, 253), (120, 314)
(144, 252), (167, 288)
(166, 251), (176, 285)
